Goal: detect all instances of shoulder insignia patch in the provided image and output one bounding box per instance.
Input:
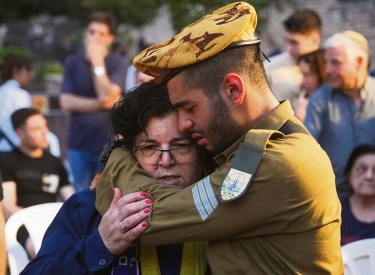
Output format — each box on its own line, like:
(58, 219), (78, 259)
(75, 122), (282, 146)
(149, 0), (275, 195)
(219, 142), (264, 202)
(220, 168), (252, 201)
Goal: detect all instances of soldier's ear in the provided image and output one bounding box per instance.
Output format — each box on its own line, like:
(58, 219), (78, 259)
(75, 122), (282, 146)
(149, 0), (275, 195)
(221, 73), (245, 106)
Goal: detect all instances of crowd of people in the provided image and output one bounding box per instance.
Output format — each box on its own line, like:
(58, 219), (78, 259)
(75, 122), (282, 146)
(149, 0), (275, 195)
(0, 1), (375, 274)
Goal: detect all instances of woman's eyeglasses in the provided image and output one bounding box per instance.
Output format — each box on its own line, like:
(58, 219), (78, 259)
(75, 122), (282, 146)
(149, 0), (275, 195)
(133, 145), (199, 164)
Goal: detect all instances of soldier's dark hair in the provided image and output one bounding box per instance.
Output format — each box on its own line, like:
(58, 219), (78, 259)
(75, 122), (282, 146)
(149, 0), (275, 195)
(86, 11), (116, 34)
(1, 54), (30, 82)
(182, 44), (268, 98)
(11, 108), (40, 130)
(345, 145), (375, 175)
(110, 81), (175, 149)
(297, 49), (327, 86)
(283, 9), (321, 35)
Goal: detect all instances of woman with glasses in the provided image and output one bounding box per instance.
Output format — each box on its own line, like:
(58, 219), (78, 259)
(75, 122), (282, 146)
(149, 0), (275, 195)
(21, 81), (213, 275)
(341, 144), (375, 246)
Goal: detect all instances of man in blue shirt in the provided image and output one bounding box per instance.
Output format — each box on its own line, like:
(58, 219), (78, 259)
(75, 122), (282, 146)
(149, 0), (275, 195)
(59, 11), (127, 191)
(305, 31), (375, 199)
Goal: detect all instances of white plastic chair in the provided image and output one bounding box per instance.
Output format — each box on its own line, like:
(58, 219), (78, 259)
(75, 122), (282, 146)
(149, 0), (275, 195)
(341, 238), (375, 275)
(5, 202), (63, 275)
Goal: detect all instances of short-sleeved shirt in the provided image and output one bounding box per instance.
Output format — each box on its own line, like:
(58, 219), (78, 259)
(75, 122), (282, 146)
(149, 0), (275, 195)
(61, 53), (127, 153)
(304, 77), (375, 198)
(341, 197), (375, 246)
(0, 149), (70, 207)
(0, 80), (32, 151)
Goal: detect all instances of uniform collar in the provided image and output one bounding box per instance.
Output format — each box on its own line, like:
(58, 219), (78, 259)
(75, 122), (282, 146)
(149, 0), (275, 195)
(214, 100), (294, 166)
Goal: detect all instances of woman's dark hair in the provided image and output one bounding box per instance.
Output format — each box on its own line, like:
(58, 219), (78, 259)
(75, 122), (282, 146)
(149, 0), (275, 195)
(110, 81), (175, 149)
(345, 144), (375, 175)
(1, 54), (30, 82)
(297, 49), (327, 86)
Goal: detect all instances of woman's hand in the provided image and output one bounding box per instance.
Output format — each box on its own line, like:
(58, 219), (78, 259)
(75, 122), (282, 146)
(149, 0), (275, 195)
(98, 188), (151, 255)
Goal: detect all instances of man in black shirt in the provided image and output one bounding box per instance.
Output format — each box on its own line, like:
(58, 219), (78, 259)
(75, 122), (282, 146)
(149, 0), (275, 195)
(0, 108), (75, 258)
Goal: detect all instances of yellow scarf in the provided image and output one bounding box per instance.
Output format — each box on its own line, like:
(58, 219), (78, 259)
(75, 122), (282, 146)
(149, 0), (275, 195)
(140, 241), (207, 275)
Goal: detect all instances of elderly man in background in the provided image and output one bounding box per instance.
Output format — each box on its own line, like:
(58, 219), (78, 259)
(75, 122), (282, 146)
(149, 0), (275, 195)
(264, 9), (321, 103)
(305, 31), (375, 200)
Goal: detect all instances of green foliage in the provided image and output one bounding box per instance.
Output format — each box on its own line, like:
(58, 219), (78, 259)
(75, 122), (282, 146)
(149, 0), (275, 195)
(0, 0), (161, 28)
(164, 0), (280, 32)
(34, 61), (63, 85)
(0, 0), (278, 32)
(0, 46), (33, 61)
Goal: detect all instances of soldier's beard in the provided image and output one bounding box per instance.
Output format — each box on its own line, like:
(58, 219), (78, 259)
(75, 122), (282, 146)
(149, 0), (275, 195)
(207, 95), (240, 156)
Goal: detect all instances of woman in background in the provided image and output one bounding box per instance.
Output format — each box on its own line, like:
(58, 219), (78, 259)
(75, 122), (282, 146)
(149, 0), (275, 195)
(293, 49), (327, 122)
(341, 144), (375, 246)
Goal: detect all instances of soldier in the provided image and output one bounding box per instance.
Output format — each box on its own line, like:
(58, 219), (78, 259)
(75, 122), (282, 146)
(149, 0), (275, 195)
(96, 2), (343, 274)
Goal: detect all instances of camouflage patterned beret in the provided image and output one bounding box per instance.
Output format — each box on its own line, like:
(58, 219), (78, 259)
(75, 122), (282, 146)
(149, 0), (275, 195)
(133, 2), (260, 84)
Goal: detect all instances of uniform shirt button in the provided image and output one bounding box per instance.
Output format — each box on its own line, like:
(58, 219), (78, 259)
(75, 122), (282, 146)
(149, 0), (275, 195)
(99, 259), (106, 266)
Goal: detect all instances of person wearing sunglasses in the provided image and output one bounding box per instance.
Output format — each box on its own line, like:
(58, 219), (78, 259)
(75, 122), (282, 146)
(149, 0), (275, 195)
(21, 81), (213, 275)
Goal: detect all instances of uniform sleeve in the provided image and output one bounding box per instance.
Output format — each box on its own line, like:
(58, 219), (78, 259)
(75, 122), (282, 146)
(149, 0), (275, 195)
(96, 146), (290, 245)
(20, 192), (114, 275)
(304, 92), (326, 141)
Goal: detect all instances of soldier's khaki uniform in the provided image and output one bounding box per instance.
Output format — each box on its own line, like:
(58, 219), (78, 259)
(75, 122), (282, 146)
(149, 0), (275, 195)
(96, 100), (343, 274)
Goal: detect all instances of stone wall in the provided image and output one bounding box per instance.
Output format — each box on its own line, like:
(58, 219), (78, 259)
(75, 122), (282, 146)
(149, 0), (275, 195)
(258, 0), (375, 70)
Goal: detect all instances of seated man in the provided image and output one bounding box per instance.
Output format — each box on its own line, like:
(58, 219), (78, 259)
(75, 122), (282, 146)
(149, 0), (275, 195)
(0, 108), (75, 259)
(20, 82), (212, 274)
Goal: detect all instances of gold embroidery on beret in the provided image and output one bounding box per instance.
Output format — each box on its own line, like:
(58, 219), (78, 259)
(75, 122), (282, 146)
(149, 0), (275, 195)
(133, 2), (259, 84)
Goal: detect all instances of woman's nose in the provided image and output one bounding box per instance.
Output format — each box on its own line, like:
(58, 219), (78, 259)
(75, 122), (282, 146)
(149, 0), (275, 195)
(365, 168), (375, 179)
(158, 150), (175, 167)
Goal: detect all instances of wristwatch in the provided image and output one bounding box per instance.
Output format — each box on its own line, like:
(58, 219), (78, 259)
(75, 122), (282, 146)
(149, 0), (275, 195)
(94, 66), (106, 76)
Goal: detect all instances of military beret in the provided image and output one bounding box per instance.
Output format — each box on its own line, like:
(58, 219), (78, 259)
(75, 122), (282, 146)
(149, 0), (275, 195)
(133, 2), (260, 84)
